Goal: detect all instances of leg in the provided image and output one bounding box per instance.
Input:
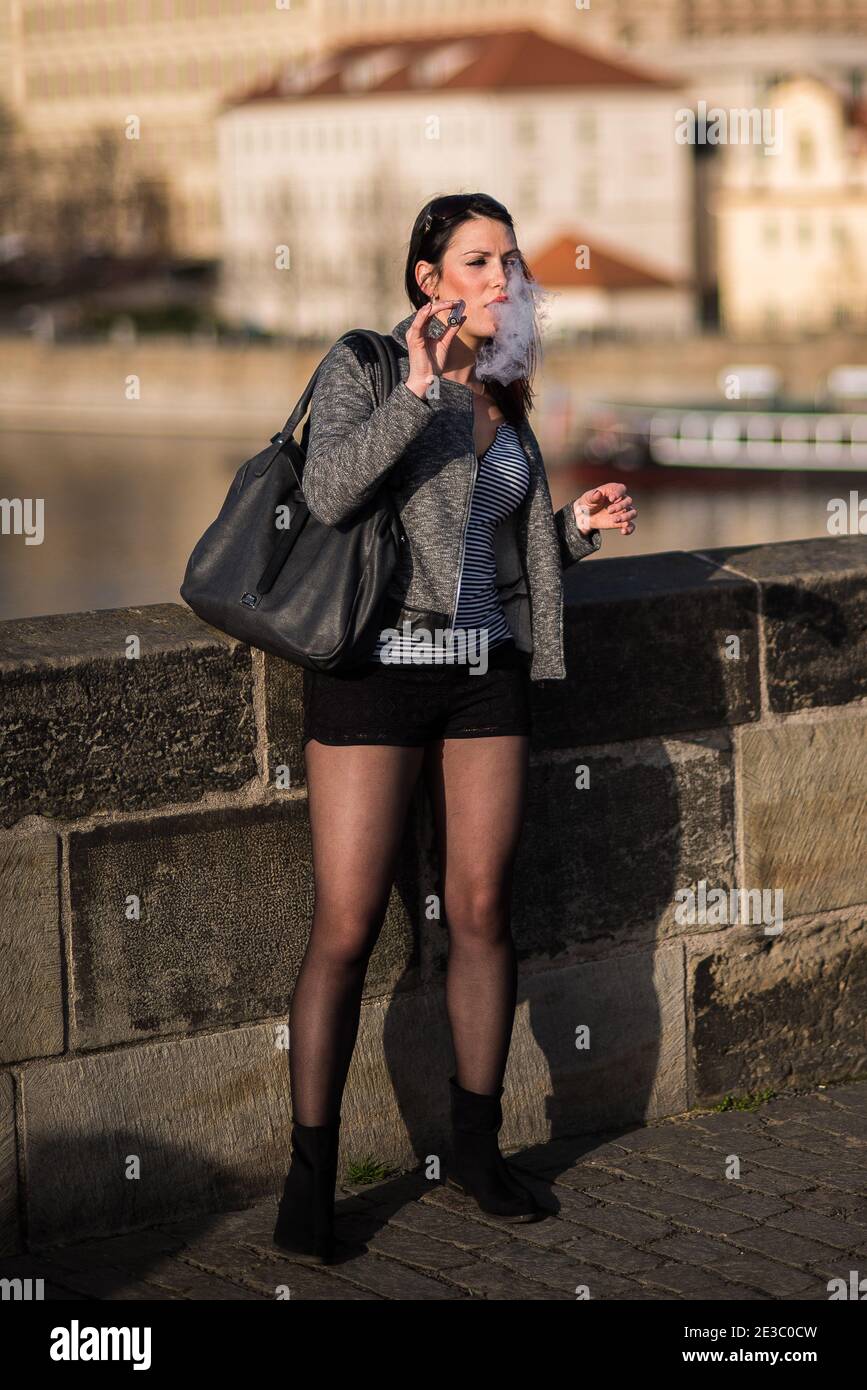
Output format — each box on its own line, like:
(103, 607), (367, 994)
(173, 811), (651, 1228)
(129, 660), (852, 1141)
(422, 733), (544, 1220)
(290, 738), (425, 1125)
(422, 734), (530, 1095)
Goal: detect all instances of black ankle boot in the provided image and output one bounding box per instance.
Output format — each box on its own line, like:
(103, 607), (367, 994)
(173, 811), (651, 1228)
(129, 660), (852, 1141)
(447, 1076), (546, 1222)
(273, 1117), (365, 1265)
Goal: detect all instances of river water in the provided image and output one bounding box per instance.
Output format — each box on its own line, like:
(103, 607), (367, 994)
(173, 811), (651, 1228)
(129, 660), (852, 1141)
(0, 427), (852, 624)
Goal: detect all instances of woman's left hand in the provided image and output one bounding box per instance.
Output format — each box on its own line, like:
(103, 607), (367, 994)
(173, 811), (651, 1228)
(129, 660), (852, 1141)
(573, 482), (637, 536)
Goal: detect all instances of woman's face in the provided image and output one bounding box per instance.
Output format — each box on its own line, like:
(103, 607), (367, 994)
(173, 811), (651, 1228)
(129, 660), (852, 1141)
(417, 216), (522, 340)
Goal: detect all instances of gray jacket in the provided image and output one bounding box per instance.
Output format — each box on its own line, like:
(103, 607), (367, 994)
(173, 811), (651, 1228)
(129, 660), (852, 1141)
(301, 311), (602, 681)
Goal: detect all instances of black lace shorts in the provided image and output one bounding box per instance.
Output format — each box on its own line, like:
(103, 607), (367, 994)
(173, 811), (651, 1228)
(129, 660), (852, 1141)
(302, 638), (532, 746)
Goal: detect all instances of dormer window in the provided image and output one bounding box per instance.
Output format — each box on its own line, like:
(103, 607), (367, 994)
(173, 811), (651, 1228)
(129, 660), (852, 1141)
(408, 41), (477, 88)
(342, 47), (406, 91)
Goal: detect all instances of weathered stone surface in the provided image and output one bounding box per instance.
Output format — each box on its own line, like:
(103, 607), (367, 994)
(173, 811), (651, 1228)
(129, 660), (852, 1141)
(341, 985), (456, 1172)
(68, 800), (421, 1049)
(0, 832), (63, 1064)
(342, 947), (685, 1170)
(501, 946), (687, 1141)
(20, 1022), (294, 1246)
(289, 947), (680, 1179)
(533, 550), (759, 748)
(0, 1072), (20, 1257)
(690, 917), (867, 1101)
(698, 535), (867, 713)
(738, 713), (867, 915)
(514, 734), (735, 952)
(0, 604), (257, 827)
(262, 653), (306, 791)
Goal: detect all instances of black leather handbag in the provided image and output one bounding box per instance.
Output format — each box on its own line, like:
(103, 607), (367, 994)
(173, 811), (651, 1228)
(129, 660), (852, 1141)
(180, 329), (406, 672)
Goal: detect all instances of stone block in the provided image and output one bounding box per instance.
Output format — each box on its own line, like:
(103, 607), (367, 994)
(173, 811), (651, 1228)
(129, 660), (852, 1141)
(534, 550), (759, 748)
(514, 734), (735, 952)
(261, 654), (306, 790)
(0, 604), (256, 827)
(505, 947), (688, 1140)
(20, 1024), (291, 1246)
(68, 801), (421, 1050)
(738, 713), (867, 915)
(698, 535), (867, 713)
(0, 1072), (20, 1256)
(690, 915), (867, 1101)
(0, 832), (63, 1063)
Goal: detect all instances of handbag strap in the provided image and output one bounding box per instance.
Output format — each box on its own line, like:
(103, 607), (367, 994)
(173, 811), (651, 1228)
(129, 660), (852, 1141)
(253, 328), (400, 483)
(254, 330), (402, 596)
(271, 327), (398, 451)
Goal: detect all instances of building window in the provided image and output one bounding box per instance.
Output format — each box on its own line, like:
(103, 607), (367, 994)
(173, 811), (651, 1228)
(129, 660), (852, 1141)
(579, 176), (598, 212)
(514, 112), (535, 145)
(519, 180), (538, 212)
(763, 218), (780, 244)
(575, 109), (597, 143)
(797, 131), (815, 172)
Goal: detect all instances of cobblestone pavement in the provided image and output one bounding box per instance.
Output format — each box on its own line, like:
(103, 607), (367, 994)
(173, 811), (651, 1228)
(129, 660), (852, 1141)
(4, 1081), (866, 1301)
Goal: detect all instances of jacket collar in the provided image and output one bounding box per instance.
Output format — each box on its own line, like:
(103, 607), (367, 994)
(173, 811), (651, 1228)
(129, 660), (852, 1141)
(390, 312), (415, 348)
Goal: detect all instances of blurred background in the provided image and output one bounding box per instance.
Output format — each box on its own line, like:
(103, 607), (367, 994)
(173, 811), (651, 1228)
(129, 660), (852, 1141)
(1, 0), (866, 621)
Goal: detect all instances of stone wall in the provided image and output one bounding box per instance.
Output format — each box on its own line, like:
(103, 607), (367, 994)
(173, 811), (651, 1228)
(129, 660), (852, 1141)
(1, 535), (866, 1253)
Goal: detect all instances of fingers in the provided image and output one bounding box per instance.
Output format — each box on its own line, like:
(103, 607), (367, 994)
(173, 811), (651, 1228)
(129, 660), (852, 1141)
(406, 299), (465, 373)
(440, 318), (465, 347)
(593, 483), (637, 535)
(611, 502), (636, 534)
(608, 492), (636, 516)
(406, 301), (435, 343)
(409, 299), (459, 326)
(407, 299), (461, 344)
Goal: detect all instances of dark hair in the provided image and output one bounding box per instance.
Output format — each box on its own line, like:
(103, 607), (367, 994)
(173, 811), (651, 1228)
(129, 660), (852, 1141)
(404, 192), (537, 425)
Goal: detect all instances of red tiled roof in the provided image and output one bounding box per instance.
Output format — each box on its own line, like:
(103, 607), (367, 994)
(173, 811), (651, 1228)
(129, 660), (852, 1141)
(529, 232), (684, 290)
(227, 27), (681, 107)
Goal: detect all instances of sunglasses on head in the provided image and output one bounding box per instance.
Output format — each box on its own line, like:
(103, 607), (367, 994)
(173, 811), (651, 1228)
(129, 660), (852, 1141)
(421, 195), (509, 233)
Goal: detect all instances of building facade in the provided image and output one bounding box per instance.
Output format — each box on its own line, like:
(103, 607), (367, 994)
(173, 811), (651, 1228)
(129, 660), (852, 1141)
(8, 0), (865, 260)
(714, 77), (867, 337)
(215, 27), (692, 339)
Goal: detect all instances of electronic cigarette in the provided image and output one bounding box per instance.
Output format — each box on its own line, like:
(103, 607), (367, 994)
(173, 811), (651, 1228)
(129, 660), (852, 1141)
(425, 301), (465, 339)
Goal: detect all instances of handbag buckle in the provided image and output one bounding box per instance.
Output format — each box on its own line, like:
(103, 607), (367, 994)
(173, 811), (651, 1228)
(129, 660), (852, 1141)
(240, 591), (260, 607)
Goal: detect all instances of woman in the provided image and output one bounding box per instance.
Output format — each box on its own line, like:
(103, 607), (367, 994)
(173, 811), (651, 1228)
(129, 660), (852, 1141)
(274, 192), (637, 1264)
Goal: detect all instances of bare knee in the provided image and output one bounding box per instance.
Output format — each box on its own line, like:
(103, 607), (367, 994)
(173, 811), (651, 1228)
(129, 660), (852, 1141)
(308, 898), (386, 968)
(446, 883), (511, 944)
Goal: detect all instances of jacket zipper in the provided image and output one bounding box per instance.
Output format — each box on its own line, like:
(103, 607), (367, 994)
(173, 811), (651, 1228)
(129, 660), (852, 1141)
(452, 449), (479, 627)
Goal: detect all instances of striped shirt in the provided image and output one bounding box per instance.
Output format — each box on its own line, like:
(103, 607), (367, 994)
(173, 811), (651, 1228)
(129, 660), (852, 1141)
(371, 420), (531, 664)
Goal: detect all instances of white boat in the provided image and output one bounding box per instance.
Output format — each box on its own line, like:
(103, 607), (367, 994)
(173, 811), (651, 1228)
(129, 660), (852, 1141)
(579, 364), (867, 472)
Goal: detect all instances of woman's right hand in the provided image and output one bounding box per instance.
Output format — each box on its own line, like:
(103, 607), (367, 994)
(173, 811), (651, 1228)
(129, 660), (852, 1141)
(405, 299), (466, 398)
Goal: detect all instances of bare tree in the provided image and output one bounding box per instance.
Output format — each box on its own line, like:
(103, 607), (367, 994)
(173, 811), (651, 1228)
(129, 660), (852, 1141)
(0, 111), (171, 264)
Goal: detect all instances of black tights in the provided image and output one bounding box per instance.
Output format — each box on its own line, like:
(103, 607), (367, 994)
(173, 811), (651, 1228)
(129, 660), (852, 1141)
(288, 735), (529, 1125)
